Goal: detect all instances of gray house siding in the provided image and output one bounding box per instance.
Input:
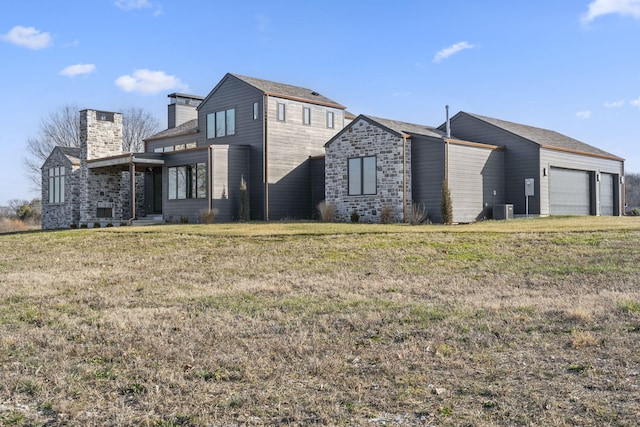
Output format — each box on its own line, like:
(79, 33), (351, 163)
(266, 97), (344, 219)
(162, 149), (209, 223)
(310, 156), (325, 219)
(410, 136), (445, 223)
(540, 148), (623, 216)
(199, 75), (265, 219)
(211, 145), (250, 222)
(448, 142), (505, 223)
(448, 114), (540, 215)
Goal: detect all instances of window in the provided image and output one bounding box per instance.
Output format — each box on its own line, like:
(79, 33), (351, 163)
(303, 107), (311, 125)
(327, 111), (335, 129)
(348, 156), (376, 195)
(48, 167), (65, 204)
(206, 108), (236, 139)
(277, 103), (286, 121)
(168, 163), (207, 200)
(253, 102), (259, 120)
(97, 207), (112, 218)
(96, 111), (114, 122)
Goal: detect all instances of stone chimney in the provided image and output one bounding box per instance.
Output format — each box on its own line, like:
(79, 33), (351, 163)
(167, 93), (203, 128)
(80, 109), (123, 160)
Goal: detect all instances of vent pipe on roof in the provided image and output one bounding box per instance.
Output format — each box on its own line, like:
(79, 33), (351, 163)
(445, 105), (451, 139)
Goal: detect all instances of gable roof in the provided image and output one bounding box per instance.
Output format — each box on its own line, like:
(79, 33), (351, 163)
(145, 118), (198, 142)
(58, 146), (81, 161)
(325, 114), (449, 148)
(362, 115), (449, 139)
(458, 112), (623, 160)
(201, 73), (346, 110)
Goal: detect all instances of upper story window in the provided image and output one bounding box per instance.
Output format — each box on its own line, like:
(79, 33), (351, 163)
(253, 102), (259, 120)
(303, 107), (311, 125)
(48, 167), (65, 204)
(327, 111), (335, 129)
(348, 156), (376, 196)
(168, 163), (206, 200)
(206, 108), (236, 139)
(277, 103), (286, 121)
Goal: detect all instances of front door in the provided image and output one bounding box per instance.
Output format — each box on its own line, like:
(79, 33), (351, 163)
(153, 171), (163, 214)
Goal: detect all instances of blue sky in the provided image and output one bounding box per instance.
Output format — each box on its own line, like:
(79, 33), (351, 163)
(1, 0), (639, 205)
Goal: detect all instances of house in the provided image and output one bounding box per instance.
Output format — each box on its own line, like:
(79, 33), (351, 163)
(325, 115), (505, 223)
(41, 110), (152, 229)
(41, 73), (625, 229)
(42, 73), (349, 228)
(445, 112), (625, 217)
(324, 112), (624, 223)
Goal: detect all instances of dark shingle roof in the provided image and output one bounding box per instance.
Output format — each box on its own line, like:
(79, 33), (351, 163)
(58, 146), (81, 159)
(362, 115), (448, 139)
(231, 74), (345, 109)
(465, 112), (621, 159)
(145, 119), (198, 141)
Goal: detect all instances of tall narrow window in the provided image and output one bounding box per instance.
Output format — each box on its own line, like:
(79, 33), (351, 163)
(253, 102), (259, 120)
(48, 167), (65, 204)
(277, 103), (286, 121)
(348, 156), (376, 196)
(327, 111), (335, 129)
(303, 107), (311, 125)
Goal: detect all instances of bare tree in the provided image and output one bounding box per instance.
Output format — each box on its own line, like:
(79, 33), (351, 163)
(23, 104), (81, 189)
(121, 106), (161, 152)
(24, 104), (162, 192)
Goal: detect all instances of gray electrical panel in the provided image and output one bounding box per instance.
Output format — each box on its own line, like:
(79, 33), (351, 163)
(493, 204), (514, 220)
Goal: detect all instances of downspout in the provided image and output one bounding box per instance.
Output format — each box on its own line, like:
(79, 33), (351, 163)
(402, 135), (408, 223)
(444, 105), (450, 193)
(208, 145), (213, 212)
(263, 95), (269, 221)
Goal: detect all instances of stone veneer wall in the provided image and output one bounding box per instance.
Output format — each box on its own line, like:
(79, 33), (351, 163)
(79, 110), (124, 225)
(325, 118), (411, 223)
(41, 150), (80, 229)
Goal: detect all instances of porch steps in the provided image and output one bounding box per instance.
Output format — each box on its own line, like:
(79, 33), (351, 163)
(131, 215), (164, 226)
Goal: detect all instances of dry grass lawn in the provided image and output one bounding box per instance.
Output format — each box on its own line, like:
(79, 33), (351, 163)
(1, 217), (640, 426)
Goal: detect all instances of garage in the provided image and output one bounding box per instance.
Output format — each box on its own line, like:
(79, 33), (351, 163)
(549, 167), (593, 215)
(599, 173), (616, 216)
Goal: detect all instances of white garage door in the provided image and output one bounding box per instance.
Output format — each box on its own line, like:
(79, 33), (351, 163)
(550, 167), (591, 215)
(600, 173), (615, 216)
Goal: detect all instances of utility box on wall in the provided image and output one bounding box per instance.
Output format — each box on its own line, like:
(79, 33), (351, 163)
(494, 204), (514, 220)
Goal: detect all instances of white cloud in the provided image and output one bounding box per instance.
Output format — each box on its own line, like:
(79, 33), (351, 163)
(433, 41), (477, 63)
(114, 0), (151, 10)
(59, 64), (96, 77)
(1, 25), (52, 49)
(256, 15), (269, 32)
(581, 0), (640, 23)
(576, 110), (592, 119)
(631, 97), (640, 106)
(115, 69), (188, 94)
(604, 100), (625, 108)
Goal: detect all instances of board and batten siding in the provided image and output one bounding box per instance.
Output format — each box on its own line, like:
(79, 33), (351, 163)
(266, 95), (344, 219)
(410, 136), (445, 223)
(448, 142), (505, 223)
(540, 148), (623, 216)
(198, 75), (265, 219)
(449, 114), (540, 215)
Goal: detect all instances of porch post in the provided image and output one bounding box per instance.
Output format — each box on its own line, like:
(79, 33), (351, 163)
(130, 159), (136, 220)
